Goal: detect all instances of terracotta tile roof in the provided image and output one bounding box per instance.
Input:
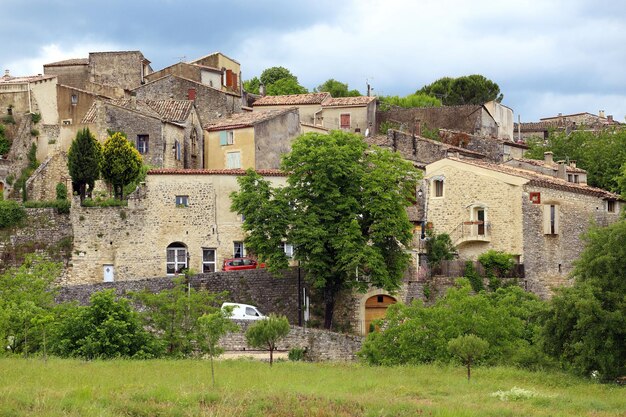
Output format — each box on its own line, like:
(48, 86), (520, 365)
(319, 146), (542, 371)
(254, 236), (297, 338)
(205, 108), (297, 131)
(514, 121), (564, 131)
(148, 168), (286, 177)
(82, 99), (194, 124)
(449, 158), (618, 199)
(322, 96), (376, 107)
(0, 74), (56, 84)
(253, 93), (330, 106)
(109, 99), (194, 122)
(43, 58), (89, 67)
(132, 74), (241, 97)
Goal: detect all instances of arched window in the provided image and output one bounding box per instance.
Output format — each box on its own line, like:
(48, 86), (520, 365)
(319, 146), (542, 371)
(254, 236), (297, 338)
(191, 128), (198, 157)
(166, 242), (187, 275)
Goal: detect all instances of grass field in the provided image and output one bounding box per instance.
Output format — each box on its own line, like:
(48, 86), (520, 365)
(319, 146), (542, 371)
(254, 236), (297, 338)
(0, 358), (624, 416)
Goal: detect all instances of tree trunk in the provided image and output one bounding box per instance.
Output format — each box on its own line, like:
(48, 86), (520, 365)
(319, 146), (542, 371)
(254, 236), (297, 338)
(210, 346), (215, 387)
(269, 347), (274, 367)
(323, 287), (335, 330)
(467, 358), (471, 381)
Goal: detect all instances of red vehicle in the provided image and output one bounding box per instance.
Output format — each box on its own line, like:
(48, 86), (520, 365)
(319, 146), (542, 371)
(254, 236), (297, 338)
(222, 257), (264, 271)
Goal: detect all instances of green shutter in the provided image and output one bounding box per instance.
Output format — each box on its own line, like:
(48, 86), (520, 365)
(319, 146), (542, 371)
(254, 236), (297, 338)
(219, 131), (228, 145)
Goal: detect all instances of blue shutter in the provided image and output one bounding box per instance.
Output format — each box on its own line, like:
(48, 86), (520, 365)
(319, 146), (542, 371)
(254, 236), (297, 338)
(219, 131), (228, 146)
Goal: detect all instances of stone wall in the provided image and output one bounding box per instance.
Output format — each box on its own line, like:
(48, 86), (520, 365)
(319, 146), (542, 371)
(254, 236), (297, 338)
(377, 105), (495, 137)
(254, 109), (300, 169)
(25, 152), (70, 201)
(44, 64), (89, 91)
(89, 51), (145, 91)
(521, 184), (621, 298)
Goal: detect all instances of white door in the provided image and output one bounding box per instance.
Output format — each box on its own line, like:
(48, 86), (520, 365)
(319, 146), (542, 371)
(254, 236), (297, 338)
(103, 264), (115, 282)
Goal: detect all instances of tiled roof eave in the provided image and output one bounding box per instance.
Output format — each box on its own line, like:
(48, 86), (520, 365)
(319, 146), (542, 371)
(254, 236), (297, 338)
(527, 179), (618, 199)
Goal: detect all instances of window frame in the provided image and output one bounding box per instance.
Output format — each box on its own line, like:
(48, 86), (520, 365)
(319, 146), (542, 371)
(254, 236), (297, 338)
(166, 243), (188, 275)
(137, 134), (149, 154)
(340, 113), (351, 130)
(202, 248), (217, 273)
(226, 151), (241, 169)
(433, 179), (444, 197)
(175, 195), (189, 207)
(607, 200), (616, 213)
(233, 241), (245, 258)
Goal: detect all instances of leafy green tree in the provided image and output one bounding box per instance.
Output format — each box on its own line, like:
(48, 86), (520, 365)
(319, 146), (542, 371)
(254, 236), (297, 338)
(132, 277), (227, 356)
(0, 255), (62, 355)
(542, 221), (626, 380)
(0, 200), (26, 229)
(418, 74), (503, 105)
(478, 250), (516, 290)
(55, 183), (68, 201)
(244, 66), (308, 96)
(197, 309), (238, 386)
(245, 314), (290, 366)
(67, 128), (102, 202)
(525, 129), (626, 192)
(0, 124), (9, 155)
(448, 334), (489, 381)
(359, 280), (549, 368)
(231, 131), (420, 328)
(425, 230), (455, 268)
(101, 132), (142, 200)
(378, 93), (441, 110)
(50, 289), (158, 359)
(315, 79), (361, 97)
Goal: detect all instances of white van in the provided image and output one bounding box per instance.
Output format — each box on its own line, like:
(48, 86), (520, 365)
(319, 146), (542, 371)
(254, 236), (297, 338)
(221, 303), (266, 320)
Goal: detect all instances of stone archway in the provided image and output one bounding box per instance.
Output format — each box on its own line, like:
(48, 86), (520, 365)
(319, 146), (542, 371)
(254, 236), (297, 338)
(358, 290), (397, 335)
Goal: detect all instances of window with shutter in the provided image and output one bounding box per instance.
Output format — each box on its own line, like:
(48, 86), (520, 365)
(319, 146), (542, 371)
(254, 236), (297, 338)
(543, 204), (559, 235)
(227, 151), (241, 169)
(226, 70), (233, 87)
(340, 113), (351, 129)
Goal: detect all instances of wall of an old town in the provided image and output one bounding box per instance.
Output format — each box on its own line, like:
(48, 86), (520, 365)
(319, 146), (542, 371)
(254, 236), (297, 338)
(377, 105), (487, 137)
(89, 52), (145, 91)
(44, 64), (89, 91)
(521, 184), (621, 298)
(56, 85), (97, 126)
(254, 110), (300, 169)
(25, 151), (70, 201)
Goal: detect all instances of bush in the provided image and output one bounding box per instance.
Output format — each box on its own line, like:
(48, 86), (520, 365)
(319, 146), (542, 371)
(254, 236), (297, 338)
(31, 113), (41, 124)
(288, 347), (306, 361)
(464, 261), (484, 292)
(478, 250), (515, 290)
(0, 200), (26, 228)
(30, 128), (39, 137)
(425, 230), (455, 267)
(55, 183), (68, 201)
(24, 199), (70, 214)
(2, 115), (15, 125)
(82, 197), (128, 208)
(246, 314), (290, 366)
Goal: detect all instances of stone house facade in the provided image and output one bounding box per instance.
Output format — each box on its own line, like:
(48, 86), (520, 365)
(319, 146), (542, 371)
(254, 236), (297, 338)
(0, 71), (59, 124)
(66, 170), (287, 284)
(252, 93), (376, 135)
(204, 108), (300, 170)
(43, 51), (152, 98)
(132, 74), (242, 125)
(424, 157), (621, 298)
(82, 98), (203, 169)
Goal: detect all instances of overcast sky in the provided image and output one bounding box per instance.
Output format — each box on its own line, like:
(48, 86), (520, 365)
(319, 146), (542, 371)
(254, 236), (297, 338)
(2, 0), (625, 122)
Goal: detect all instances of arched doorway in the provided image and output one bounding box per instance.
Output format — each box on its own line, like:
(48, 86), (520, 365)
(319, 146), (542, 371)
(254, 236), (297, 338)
(364, 294), (397, 335)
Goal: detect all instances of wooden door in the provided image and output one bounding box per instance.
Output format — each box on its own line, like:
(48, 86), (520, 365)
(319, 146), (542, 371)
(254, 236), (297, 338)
(364, 294), (396, 335)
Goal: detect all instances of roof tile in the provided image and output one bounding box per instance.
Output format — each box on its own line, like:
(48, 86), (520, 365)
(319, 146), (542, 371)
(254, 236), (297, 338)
(205, 108), (297, 131)
(253, 92), (330, 106)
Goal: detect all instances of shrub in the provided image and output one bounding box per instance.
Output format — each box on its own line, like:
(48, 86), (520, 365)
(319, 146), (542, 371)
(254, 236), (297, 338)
(24, 199), (70, 214)
(55, 183), (68, 201)
(425, 230), (455, 267)
(464, 261), (484, 292)
(246, 314), (290, 366)
(478, 250), (515, 290)
(82, 197), (128, 208)
(288, 347), (306, 361)
(0, 200), (26, 228)
(30, 113), (41, 124)
(30, 128), (39, 137)
(2, 115), (15, 125)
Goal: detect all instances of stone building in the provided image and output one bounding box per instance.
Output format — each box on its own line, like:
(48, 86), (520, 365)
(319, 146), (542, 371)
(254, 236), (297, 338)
(377, 100), (514, 140)
(43, 51), (152, 98)
(132, 74), (242, 125)
(503, 152), (588, 185)
(204, 108), (300, 170)
(0, 71), (58, 124)
(252, 93), (376, 135)
(82, 98), (203, 169)
(66, 169), (287, 284)
(423, 157), (621, 298)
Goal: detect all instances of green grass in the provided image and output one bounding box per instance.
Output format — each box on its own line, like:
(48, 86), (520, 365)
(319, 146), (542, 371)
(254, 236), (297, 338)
(0, 358), (623, 416)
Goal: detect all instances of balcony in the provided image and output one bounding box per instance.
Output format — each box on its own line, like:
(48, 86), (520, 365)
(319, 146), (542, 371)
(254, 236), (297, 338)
(450, 221), (491, 246)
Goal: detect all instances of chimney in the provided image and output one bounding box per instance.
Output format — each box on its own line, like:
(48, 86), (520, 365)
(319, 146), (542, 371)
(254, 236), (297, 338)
(557, 161), (566, 180)
(569, 160), (576, 168)
(259, 83), (266, 97)
(599, 110), (605, 118)
(3, 69), (9, 78)
(607, 115), (613, 123)
(544, 151), (554, 166)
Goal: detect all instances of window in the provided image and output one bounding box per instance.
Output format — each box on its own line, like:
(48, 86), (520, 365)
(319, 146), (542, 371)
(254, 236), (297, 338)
(227, 151), (241, 169)
(245, 307), (260, 317)
(607, 200), (616, 213)
(543, 204), (559, 235)
(567, 174), (572, 182)
(175, 195), (189, 207)
(433, 179), (444, 197)
(219, 130), (234, 145)
(202, 248), (216, 273)
(191, 129), (198, 157)
(280, 242), (294, 258)
(233, 241), (245, 258)
(340, 113), (351, 129)
(174, 140), (181, 160)
(71, 94), (78, 105)
(166, 242), (187, 275)
(573, 174), (579, 184)
(137, 135), (149, 154)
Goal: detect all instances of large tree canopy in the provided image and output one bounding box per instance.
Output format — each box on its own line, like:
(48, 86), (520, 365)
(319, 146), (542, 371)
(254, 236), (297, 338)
(231, 131), (420, 328)
(101, 132), (142, 200)
(244, 66), (308, 96)
(315, 79), (361, 97)
(418, 74), (503, 105)
(67, 128), (102, 201)
(542, 221), (626, 380)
